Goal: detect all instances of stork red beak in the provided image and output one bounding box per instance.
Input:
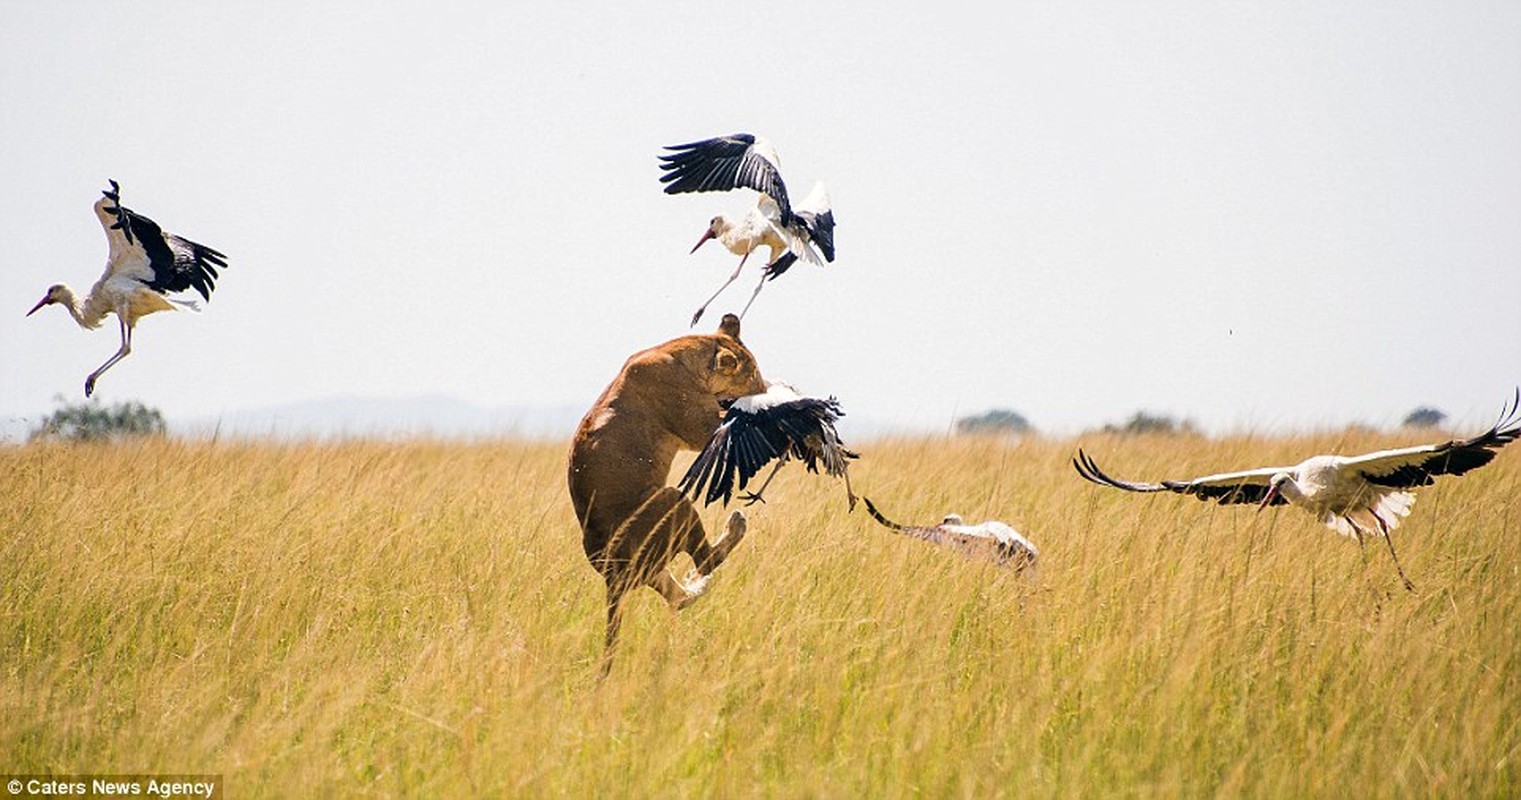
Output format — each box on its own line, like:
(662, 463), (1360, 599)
(1256, 486), (1280, 512)
(26, 296), (50, 316)
(690, 228), (717, 254)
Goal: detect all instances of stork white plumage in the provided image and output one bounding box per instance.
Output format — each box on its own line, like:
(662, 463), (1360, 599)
(678, 381), (858, 510)
(1073, 390), (1521, 590)
(658, 133), (836, 326)
(28, 180), (228, 397)
(863, 498), (1039, 570)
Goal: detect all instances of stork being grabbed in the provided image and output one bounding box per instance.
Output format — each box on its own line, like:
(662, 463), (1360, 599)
(863, 498), (1039, 571)
(658, 133), (836, 326)
(28, 180), (228, 397)
(678, 381), (859, 511)
(1073, 390), (1521, 590)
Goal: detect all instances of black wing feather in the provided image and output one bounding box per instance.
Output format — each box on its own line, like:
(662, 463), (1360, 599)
(763, 252), (800, 280)
(658, 133), (792, 219)
(1073, 449), (1286, 507)
(115, 204), (228, 303)
(680, 394), (853, 507)
(101, 180), (135, 245)
(711, 427), (741, 505)
(1363, 389), (1521, 488)
(1182, 480), (1280, 506)
(729, 417), (766, 492)
(1073, 450), (1170, 493)
(798, 208), (835, 262)
(678, 422), (728, 502)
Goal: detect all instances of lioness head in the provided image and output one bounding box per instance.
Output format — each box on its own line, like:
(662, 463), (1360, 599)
(571, 314), (768, 462)
(644, 313), (765, 450)
(705, 314), (765, 408)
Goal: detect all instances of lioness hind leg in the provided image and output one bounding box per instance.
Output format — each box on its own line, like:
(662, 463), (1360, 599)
(608, 489), (750, 613)
(653, 569), (711, 611)
(661, 509), (747, 612)
(600, 577), (632, 678)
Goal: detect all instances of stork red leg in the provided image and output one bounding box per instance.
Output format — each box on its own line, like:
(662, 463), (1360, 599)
(739, 461), (786, 506)
(85, 316), (134, 397)
(737, 267), (769, 320)
(1373, 515), (1415, 592)
(691, 252), (751, 327)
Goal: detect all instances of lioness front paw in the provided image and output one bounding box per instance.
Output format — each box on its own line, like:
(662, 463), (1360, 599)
(724, 510), (747, 543)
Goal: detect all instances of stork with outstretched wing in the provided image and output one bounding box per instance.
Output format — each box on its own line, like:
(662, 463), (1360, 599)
(659, 133), (835, 326)
(1074, 389), (1521, 590)
(28, 180), (228, 396)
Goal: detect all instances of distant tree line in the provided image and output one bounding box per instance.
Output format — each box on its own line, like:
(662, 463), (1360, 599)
(1100, 411), (1200, 436)
(955, 404), (1448, 438)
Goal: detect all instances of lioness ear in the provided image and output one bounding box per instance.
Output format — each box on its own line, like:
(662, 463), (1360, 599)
(717, 313), (741, 341)
(712, 345), (740, 374)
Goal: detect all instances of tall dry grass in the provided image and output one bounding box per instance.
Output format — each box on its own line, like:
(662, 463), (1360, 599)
(2, 432), (1517, 796)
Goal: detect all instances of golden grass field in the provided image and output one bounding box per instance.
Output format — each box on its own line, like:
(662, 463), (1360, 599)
(3, 431), (1518, 796)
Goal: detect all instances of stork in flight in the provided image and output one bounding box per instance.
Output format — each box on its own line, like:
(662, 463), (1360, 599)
(658, 133), (836, 326)
(28, 180), (228, 397)
(863, 498), (1039, 571)
(1073, 390), (1521, 590)
(678, 381), (859, 511)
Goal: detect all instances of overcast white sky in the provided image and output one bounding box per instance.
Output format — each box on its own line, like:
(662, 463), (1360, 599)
(3, 2), (1518, 440)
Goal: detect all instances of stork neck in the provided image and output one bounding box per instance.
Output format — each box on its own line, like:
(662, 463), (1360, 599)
(63, 285), (109, 329)
(1275, 475), (1310, 506)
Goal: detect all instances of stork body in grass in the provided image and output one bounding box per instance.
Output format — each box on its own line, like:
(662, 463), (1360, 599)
(1073, 391), (1521, 590)
(678, 381), (858, 511)
(28, 180), (228, 397)
(659, 133), (835, 326)
(863, 498), (1039, 571)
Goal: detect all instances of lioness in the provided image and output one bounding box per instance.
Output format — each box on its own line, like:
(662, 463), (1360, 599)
(568, 314), (767, 672)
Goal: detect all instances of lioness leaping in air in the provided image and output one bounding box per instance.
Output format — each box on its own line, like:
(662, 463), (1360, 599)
(568, 314), (767, 674)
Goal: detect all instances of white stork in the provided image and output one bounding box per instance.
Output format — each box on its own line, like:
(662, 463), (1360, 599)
(658, 133), (836, 326)
(678, 381), (858, 510)
(863, 498), (1039, 570)
(28, 180), (228, 397)
(1073, 391), (1521, 590)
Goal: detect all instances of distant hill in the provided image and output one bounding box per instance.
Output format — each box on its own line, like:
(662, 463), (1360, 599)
(179, 395), (587, 441)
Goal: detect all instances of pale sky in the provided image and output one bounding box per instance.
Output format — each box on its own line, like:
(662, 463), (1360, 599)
(3, 2), (1518, 441)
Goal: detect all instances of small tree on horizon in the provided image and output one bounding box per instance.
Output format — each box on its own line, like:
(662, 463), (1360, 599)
(1402, 406), (1446, 429)
(29, 397), (167, 443)
(955, 408), (1033, 436)
(1102, 411), (1199, 436)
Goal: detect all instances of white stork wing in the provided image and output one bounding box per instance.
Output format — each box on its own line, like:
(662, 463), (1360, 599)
(938, 521), (1040, 567)
(658, 133), (792, 217)
(94, 183), (152, 283)
(1073, 449), (1292, 507)
(862, 498), (1036, 568)
(1348, 390), (1521, 488)
(94, 181), (227, 302)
